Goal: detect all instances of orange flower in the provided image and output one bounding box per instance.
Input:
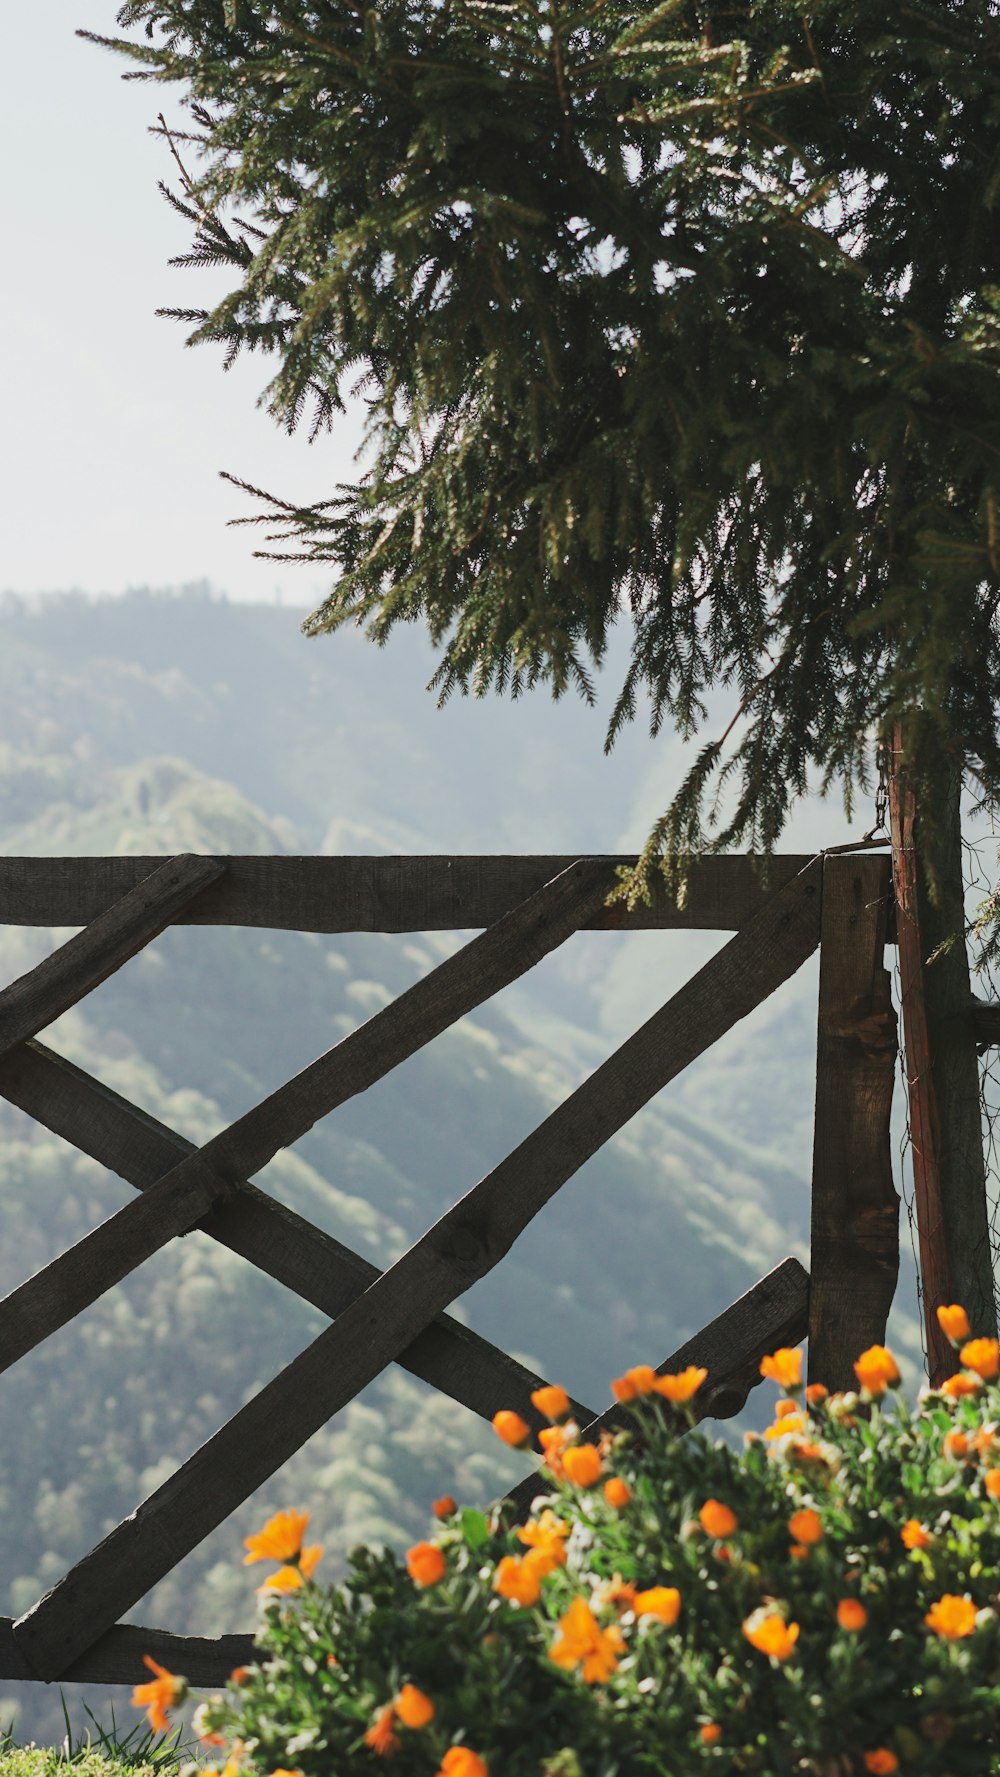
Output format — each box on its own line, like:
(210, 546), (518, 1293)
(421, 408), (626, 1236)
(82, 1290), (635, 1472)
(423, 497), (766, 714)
(863, 1752), (899, 1775)
(255, 1543), (323, 1594)
(974, 1422), (999, 1455)
(395, 1685), (435, 1729)
(406, 1542), (446, 1587)
(985, 1468), (1000, 1498)
(942, 1429), (971, 1462)
(538, 1422), (576, 1478)
(492, 1410), (531, 1448)
(494, 1553), (545, 1606)
(243, 1509), (312, 1566)
(549, 1597), (625, 1683)
(788, 1509), (822, 1545)
(531, 1384), (571, 1421)
(936, 1304), (972, 1344)
(788, 1543), (810, 1560)
(517, 1510), (568, 1572)
(437, 1751), (488, 1777)
(765, 1412), (808, 1440)
(853, 1345), (900, 1395)
(432, 1495), (457, 1520)
(634, 1586), (681, 1626)
(603, 1476), (632, 1508)
(805, 1383), (828, 1406)
(742, 1608), (799, 1660)
(901, 1519), (931, 1550)
(836, 1598), (868, 1631)
(941, 1373), (981, 1399)
(229, 1667), (252, 1686)
(364, 1705), (400, 1757)
(593, 1575), (637, 1613)
(773, 1399), (800, 1420)
(786, 1437), (833, 1467)
(960, 1337), (1000, 1381)
(699, 1498), (737, 1538)
(654, 1365), (707, 1403)
(132, 1656), (188, 1735)
(699, 1724), (722, 1746)
(925, 1594), (978, 1639)
(759, 1348), (803, 1390)
(611, 1364), (658, 1401)
(562, 1443), (603, 1487)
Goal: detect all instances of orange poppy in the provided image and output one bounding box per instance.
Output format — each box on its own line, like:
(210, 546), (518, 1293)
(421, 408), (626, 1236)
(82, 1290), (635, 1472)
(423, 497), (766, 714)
(654, 1366), (707, 1403)
(634, 1586), (681, 1625)
(491, 1410), (531, 1448)
(549, 1597), (625, 1683)
(699, 1498), (737, 1537)
(936, 1304), (971, 1344)
(759, 1348), (803, 1390)
(788, 1509), (822, 1545)
(562, 1444), (603, 1487)
(132, 1656), (187, 1735)
(853, 1346), (900, 1395)
(530, 1384), (571, 1421)
(959, 1338), (1000, 1381)
(432, 1495), (457, 1519)
(603, 1476), (632, 1508)
(395, 1685), (435, 1729)
(243, 1509), (312, 1566)
(406, 1542), (446, 1587)
(836, 1598), (868, 1631)
(364, 1705), (400, 1757)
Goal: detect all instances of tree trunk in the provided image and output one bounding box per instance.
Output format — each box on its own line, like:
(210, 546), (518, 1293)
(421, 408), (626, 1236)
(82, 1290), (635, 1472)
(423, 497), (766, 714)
(888, 723), (997, 1377)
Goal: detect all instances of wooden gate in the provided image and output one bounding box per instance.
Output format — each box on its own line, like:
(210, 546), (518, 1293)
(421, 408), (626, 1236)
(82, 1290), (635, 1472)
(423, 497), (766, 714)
(0, 848), (897, 1690)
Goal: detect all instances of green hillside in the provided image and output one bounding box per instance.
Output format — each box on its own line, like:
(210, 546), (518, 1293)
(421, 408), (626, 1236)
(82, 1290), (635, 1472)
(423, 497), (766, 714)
(0, 589), (920, 1749)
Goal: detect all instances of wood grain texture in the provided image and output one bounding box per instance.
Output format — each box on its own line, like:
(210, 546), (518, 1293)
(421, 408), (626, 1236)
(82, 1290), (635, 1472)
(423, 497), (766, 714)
(0, 1039), (596, 1434)
(808, 856), (899, 1393)
(0, 861), (605, 1380)
(0, 854), (224, 1057)
(0, 1616), (260, 1687)
(12, 858), (822, 1681)
(500, 1256), (811, 1522)
(0, 854), (815, 933)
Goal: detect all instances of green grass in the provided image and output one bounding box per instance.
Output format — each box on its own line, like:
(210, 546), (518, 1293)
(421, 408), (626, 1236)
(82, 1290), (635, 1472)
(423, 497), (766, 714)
(0, 1695), (201, 1777)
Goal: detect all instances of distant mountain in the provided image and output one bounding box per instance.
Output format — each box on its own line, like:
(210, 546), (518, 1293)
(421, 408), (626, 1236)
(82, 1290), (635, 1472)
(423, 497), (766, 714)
(0, 588), (920, 1748)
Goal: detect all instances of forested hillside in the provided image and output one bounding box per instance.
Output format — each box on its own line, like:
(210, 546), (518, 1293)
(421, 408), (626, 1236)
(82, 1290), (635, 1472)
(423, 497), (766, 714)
(0, 589), (920, 1748)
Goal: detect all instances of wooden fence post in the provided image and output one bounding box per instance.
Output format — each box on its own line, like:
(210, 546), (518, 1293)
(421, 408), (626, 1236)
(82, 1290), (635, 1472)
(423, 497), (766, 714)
(809, 853), (899, 1391)
(888, 727), (997, 1382)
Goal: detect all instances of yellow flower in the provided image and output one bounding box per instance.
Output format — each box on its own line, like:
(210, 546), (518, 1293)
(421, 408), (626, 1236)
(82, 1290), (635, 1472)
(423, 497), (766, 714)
(492, 1410), (531, 1448)
(960, 1337), (1000, 1381)
(759, 1347), (803, 1390)
(925, 1594), (978, 1639)
(603, 1476), (632, 1508)
(653, 1365), (707, 1403)
(243, 1509), (312, 1566)
(765, 1412), (808, 1440)
(494, 1553), (545, 1606)
(255, 1544), (323, 1594)
(634, 1586), (681, 1626)
(549, 1597), (625, 1683)
(699, 1498), (737, 1537)
(562, 1443), (603, 1487)
(788, 1509), (822, 1545)
(863, 1752), (899, 1775)
(901, 1519), (931, 1550)
(836, 1598), (868, 1631)
(406, 1542), (446, 1587)
(132, 1656), (188, 1735)
(936, 1304), (972, 1344)
(531, 1384), (571, 1421)
(853, 1345), (900, 1395)
(741, 1608), (799, 1661)
(395, 1685), (435, 1729)
(364, 1705), (400, 1757)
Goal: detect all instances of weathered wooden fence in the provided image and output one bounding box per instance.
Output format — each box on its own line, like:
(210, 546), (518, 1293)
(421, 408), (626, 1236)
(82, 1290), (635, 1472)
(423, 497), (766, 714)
(0, 849), (897, 1690)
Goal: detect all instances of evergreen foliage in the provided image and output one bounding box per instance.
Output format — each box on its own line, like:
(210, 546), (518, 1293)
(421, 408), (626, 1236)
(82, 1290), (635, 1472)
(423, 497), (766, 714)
(87, 1), (1000, 895)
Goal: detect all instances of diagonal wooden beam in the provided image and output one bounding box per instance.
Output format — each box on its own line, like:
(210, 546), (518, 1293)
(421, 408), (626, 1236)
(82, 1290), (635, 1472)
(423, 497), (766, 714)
(0, 1039), (596, 1434)
(12, 857), (822, 1681)
(0, 853), (224, 1057)
(0, 1259), (809, 1689)
(0, 859), (609, 1376)
(500, 1256), (810, 1522)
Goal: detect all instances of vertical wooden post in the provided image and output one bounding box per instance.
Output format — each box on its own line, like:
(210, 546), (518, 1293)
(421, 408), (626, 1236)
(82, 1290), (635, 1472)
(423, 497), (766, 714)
(888, 727), (995, 1382)
(809, 854), (899, 1391)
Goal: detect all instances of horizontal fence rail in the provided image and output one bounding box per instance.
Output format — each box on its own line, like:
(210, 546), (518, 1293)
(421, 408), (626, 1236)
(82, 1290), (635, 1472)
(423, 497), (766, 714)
(0, 853), (815, 932)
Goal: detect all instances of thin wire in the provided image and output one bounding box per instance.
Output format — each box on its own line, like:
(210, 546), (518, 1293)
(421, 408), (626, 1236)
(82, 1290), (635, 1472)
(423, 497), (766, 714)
(963, 826), (1000, 1323)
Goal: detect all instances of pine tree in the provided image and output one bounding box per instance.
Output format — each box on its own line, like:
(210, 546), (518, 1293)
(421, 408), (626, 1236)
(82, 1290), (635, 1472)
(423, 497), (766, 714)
(90, 1), (1000, 1320)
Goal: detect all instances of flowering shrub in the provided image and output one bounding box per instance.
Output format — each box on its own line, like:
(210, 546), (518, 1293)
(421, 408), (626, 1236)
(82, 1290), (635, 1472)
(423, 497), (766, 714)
(136, 1313), (1000, 1775)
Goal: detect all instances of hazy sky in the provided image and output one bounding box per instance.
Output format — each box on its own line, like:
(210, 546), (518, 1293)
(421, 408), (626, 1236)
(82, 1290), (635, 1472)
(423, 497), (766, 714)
(2, 3), (364, 604)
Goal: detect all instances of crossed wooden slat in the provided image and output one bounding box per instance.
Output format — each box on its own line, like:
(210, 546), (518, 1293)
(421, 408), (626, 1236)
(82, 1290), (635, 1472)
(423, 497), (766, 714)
(0, 854), (823, 1681)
